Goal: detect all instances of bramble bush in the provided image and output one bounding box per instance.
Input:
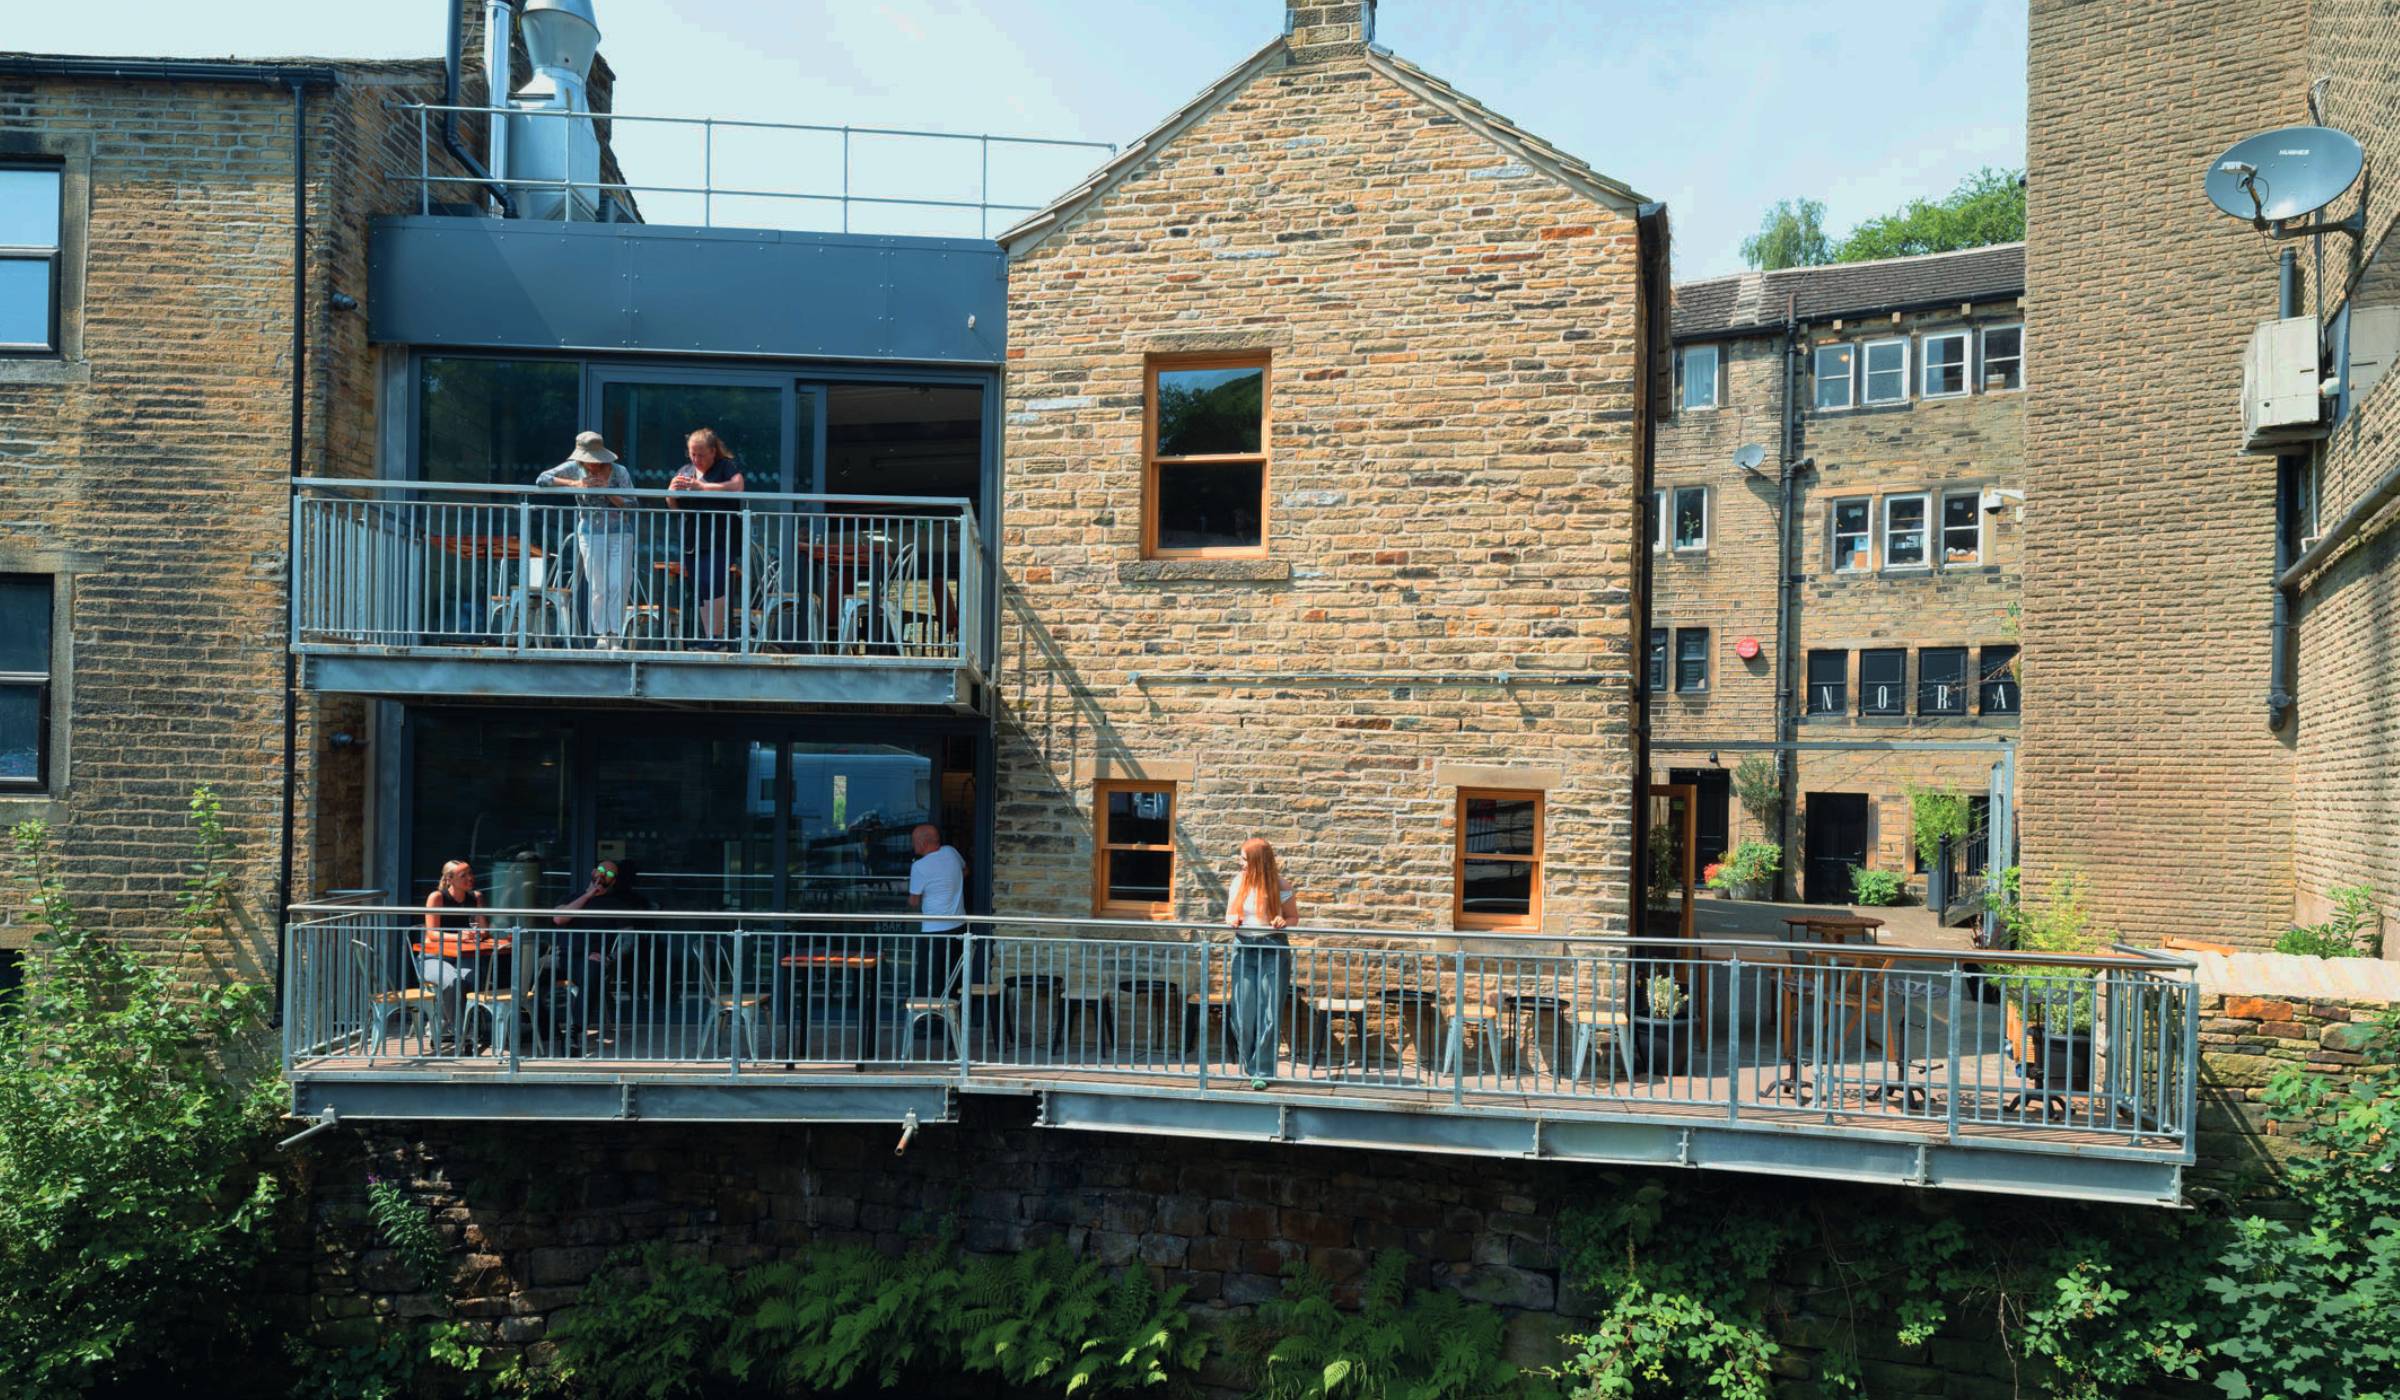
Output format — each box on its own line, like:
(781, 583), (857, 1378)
(0, 788), (286, 1399)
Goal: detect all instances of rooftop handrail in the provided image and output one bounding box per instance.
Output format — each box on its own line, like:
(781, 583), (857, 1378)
(280, 902), (2196, 972)
(293, 477), (975, 513)
(389, 100), (1116, 235)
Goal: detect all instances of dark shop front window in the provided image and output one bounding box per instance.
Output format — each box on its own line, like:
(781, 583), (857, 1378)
(1859, 649), (1905, 717)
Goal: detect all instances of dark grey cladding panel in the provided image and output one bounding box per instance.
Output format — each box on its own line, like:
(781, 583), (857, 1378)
(368, 216), (1006, 365)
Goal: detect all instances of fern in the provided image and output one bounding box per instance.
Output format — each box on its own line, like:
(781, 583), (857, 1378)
(364, 1174), (449, 1295)
(546, 1245), (737, 1400)
(1244, 1251), (1539, 1399)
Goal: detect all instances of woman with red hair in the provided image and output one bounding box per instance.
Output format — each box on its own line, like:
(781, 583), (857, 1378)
(1225, 837), (1299, 1089)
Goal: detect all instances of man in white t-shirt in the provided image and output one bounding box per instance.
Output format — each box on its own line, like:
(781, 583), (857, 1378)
(908, 824), (970, 996)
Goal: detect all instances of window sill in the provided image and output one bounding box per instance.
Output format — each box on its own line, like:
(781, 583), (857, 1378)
(1119, 559), (1290, 584)
(0, 358), (90, 386)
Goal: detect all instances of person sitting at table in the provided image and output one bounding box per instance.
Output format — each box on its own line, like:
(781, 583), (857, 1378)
(666, 427), (744, 649)
(419, 859), (489, 997)
(535, 431), (635, 650)
(907, 823), (970, 994)
(551, 858), (653, 1055)
(1226, 838), (1300, 1091)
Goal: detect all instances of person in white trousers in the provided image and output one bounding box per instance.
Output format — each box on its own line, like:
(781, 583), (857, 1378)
(536, 431), (634, 648)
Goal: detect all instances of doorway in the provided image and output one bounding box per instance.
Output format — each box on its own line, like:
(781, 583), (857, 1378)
(1803, 792), (1869, 904)
(1669, 767), (1731, 871)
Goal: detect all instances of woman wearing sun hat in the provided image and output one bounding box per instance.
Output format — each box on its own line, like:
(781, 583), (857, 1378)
(535, 430), (635, 649)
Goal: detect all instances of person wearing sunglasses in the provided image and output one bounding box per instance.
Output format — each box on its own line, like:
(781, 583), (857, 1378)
(550, 859), (652, 1054)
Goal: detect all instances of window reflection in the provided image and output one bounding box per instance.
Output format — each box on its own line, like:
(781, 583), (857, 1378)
(788, 744), (933, 914)
(408, 710), (572, 905)
(418, 358), (580, 486)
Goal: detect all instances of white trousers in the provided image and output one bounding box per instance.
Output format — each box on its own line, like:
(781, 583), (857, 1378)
(577, 526), (631, 639)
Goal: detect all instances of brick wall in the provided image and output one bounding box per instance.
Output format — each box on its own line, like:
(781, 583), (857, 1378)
(994, 29), (1650, 932)
(2023, 0), (2307, 945)
(1651, 297), (2022, 892)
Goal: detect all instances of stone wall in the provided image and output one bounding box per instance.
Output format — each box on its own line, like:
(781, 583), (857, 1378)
(2193, 987), (2391, 1197)
(994, 12), (1651, 933)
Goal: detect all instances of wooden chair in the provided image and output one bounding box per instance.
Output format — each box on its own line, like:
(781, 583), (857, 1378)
(694, 945), (764, 1062)
(1782, 946), (1899, 1069)
(1564, 955), (1634, 1086)
(352, 937), (443, 1058)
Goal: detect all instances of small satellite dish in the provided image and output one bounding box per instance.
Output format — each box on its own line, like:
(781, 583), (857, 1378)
(1732, 444), (1767, 474)
(2206, 125), (2363, 230)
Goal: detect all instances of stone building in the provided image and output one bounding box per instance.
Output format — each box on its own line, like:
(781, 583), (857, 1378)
(2024, 0), (2400, 946)
(993, 0), (1666, 936)
(1651, 246), (2024, 905)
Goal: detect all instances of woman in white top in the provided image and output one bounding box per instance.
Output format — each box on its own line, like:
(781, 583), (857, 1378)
(1225, 837), (1299, 1089)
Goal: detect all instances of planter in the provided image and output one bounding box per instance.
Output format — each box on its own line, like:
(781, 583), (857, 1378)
(1628, 1015), (1691, 1077)
(2023, 1027), (2094, 1093)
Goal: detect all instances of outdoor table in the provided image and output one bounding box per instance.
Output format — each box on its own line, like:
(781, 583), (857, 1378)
(777, 952), (884, 1065)
(1299, 987), (1372, 1071)
(800, 536), (889, 649)
(1781, 914), (1884, 943)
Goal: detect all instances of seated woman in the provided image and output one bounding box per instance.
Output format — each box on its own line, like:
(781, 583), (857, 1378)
(419, 859), (489, 990)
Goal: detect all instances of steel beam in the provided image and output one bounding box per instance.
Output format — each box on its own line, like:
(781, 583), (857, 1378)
(301, 652), (974, 708)
(292, 1075), (954, 1126)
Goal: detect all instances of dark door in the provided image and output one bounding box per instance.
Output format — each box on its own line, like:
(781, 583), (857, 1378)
(1670, 767), (1732, 870)
(1804, 792), (1870, 904)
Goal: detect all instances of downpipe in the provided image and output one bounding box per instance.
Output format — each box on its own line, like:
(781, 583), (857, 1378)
(442, 0), (517, 216)
(2268, 248), (2300, 732)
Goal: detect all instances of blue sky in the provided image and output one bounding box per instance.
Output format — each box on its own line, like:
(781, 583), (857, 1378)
(11, 0), (2026, 279)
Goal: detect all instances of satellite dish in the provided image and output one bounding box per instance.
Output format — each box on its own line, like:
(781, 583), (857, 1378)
(2206, 125), (2363, 229)
(1732, 444), (1767, 473)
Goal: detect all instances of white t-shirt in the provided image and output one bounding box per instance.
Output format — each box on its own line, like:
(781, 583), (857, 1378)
(909, 845), (967, 932)
(1232, 881), (1292, 929)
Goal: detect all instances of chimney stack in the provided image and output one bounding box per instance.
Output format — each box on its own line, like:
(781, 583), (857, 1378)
(1285, 1), (1376, 63)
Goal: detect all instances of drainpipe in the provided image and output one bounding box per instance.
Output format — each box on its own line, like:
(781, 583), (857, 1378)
(442, 0), (516, 216)
(2267, 248), (2299, 732)
(483, 0), (514, 197)
(273, 77), (308, 1022)
(1772, 297), (1806, 896)
(1630, 203), (1669, 928)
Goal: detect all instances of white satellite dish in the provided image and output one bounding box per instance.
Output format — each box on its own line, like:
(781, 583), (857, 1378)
(2205, 125), (2364, 232)
(1732, 444), (1766, 474)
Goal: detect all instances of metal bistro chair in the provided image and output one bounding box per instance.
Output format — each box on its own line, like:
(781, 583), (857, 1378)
(1565, 954), (1637, 1086)
(351, 937), (446, 1058)
(487, 545), (576, 648)
(695, 942), (767, 1062)
(897, 938), (999, 1063)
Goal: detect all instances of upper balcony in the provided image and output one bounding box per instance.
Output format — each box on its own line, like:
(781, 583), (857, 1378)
(283, 907), (2199, 1207)
(292, 479), (987, 707)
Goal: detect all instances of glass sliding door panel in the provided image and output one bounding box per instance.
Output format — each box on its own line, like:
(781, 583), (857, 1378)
(418, 358), (581, 487)
(407, 710), (574, 905)
(597, 380), (789, 493)
(786, 743), (935, 915)
(824, 383), (982, 508)
(590, 735), (778, 912)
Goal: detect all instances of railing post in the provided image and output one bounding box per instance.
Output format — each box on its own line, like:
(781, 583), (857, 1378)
(1726, 949), (1741, 1122)
(730, 926), (746, 1077)
(703, 118), (714, 227)
(957, 921), (976, 1085)
(979, 134), (990, 238)
(515, 496), (533, 652)
(1945, 964), (1963, 1142)
(1195, 939), (1211, 1092)
(1452, 944), (1468, 1108)
(739, 506), (755, 654)
(289, 494), (305, 648)
(841, 126), (852, 233)
(507, 922), (524, 1077)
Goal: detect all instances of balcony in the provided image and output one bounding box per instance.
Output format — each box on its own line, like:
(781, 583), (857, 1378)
(283, 907), (2199, 1206)
(291, 480), (987, 707)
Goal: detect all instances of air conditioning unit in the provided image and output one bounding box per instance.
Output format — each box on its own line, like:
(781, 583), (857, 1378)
(2243, 315), (2325, 450)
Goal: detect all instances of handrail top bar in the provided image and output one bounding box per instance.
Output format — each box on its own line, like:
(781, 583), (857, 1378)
(389, 100), (1117, 153)
(292, 477), (975, 512)
(390, 170), (1042, 215)
(282, 903), (2194, 971)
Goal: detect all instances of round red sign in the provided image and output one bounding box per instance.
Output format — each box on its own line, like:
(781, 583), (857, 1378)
(1735, 636), (1761, 660)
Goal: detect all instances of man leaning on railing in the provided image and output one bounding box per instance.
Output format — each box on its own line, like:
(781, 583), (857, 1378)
(534, 431), (635, 650)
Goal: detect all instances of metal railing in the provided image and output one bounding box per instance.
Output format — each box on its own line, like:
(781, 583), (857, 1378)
(290, 479), (985, 671)
(394, 102), (1115, 236)
(285, 906), (2199, 1158)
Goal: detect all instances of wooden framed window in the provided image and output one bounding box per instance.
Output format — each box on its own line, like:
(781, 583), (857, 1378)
(1454, 788), (1543, 930)
(1093, 780), (1176, 917)
(1144, 354), (1269, 558)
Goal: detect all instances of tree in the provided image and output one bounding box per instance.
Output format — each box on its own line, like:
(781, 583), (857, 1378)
(1738, 197), (1833, 271)
(1833, 166), (2024, 262)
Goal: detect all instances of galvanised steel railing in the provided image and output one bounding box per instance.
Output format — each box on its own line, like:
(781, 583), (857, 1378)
(284, 906), (2198, 1157)
(290, 479), (984, 671)
(392, 102), (1116, 236)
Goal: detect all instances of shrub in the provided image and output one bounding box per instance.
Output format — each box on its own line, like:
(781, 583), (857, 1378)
(1987, 868), (2104, 1032)
(1849, 865), (1904, 906)
(1730, 756), (1781, 836)
(0, 789), (285, 1400)
(2275, 884), (2383, 959)
(1705, 841), (1780, 894)
(1241, 1250), (1542, 1399)
(1905, 786), (1971, 869)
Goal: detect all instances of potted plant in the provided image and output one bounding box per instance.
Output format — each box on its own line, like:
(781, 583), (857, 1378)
(1706, 841), (1781, 901)
(1849, 865), (1904, 907)
(1992, 870), (2101, 1096)
(1629, 972), (1692, 1077)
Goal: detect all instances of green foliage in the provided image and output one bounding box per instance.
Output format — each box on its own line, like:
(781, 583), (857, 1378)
(1985, 867), (2103, 1030)
(366, 1172), (453, 1295)
(2276, 884), (2383, 959)
(1641, 974), (1689, 1021)
(1904, 786), (1971, 871)
(1729, 757), (1781, 835)
(1848, 866), (1904, 907)
(1832, 167), (2025, 263)
(1243, 1250), (1540, 1399)
(1704, 842), (1781, 894)
(287, 1319), (498, 1400)
(549, 1234), (1204, 1399)
(1738, 197), (1833, 271)
(0, 788), (285, 1400)
(1552, 1178), (1792, 1398)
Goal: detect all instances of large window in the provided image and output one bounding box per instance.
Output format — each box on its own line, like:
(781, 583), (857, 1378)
(1146, 356), (1267, 557)
(1859, 648), (1906, 717)
(1814, 343), (1855, 410)
(1455, 789), (1542, 930)
(600, 376), (789, 493)
(1806, 649), (1847, 716)
(0, 575), (54, 790)
(1918, 646), (1969, 715)
(825, 383), (981, 501)
(0, 164), (62, 354)
(1981, 325), (2023, 391)
(1094, 781), (1176, 917)
(1830, 499), (1872, 573)
(1883, 493), (1930, 569)
(1675, 627), (1711, 693)
(1921, 331), (1969, 397)
(1979, 645), (2020, 715)
(1942, 492), (1984, 565)
(419, 358), (582, 486)
(1672, 486), (1709, 552)
(1678, 344), (1720, 411)
(1862, 338), (1909, 405)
